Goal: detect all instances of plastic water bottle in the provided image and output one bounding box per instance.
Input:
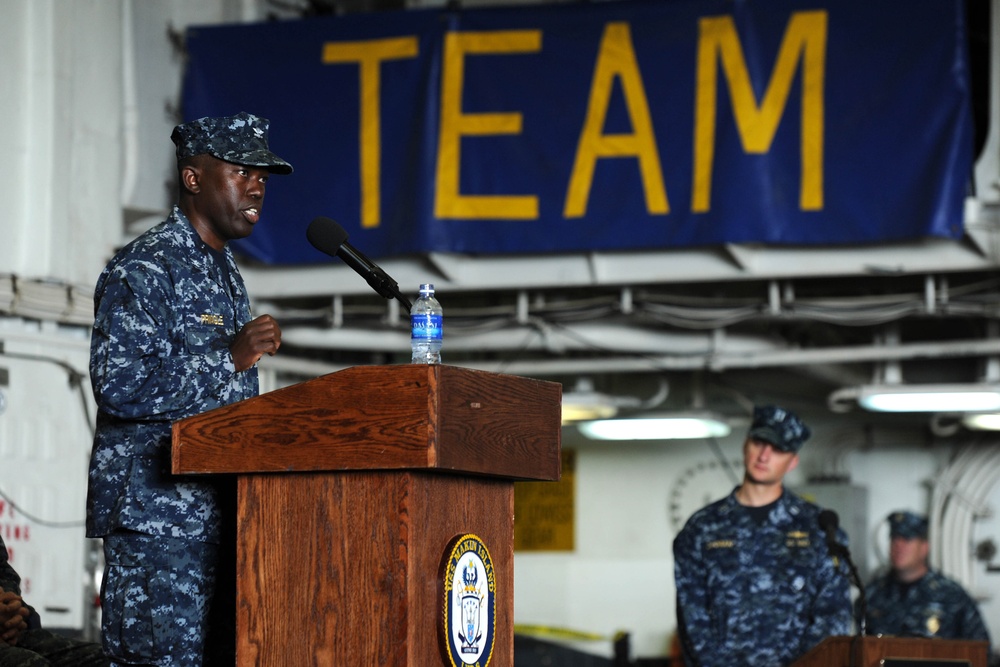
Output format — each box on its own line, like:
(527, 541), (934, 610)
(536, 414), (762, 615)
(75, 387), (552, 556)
(410, 283), (443, 364)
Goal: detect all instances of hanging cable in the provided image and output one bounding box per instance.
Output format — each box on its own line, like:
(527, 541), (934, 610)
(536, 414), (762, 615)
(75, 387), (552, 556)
(0, 348), (92, 528)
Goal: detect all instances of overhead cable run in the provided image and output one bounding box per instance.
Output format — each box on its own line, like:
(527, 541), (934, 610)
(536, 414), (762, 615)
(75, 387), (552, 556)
(0, 274), (93, 326)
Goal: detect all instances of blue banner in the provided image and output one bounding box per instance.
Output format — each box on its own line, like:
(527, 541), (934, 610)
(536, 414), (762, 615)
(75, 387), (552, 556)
(181, 0), (973, 264)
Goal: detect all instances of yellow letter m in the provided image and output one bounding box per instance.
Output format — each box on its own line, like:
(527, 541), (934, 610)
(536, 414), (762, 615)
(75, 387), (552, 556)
(692, 11), (827, 213)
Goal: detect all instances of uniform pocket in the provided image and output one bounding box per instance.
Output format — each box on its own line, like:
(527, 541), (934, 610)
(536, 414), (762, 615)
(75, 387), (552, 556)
(102, 562), (173, 662)
(184, 322), (229, 354)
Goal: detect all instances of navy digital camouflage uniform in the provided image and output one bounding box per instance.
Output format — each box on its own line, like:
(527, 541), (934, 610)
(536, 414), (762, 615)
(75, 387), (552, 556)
(673, 406), (852, 667)
(674, 489), (852, 666)
(88, 206), (256, 665)
(0, 535), (108, 666)
(88, 206), (258, 541)
(864, 511), (991, 646)
(88, 112), (291, 666)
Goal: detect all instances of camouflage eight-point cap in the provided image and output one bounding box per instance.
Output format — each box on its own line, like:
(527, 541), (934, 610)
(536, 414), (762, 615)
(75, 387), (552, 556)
(747, 404), (812, 453)
(889, 510), (929, 539)
(171, 111), (293, 174)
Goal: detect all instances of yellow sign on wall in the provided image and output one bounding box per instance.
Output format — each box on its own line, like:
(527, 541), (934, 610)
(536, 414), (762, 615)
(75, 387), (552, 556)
(514, 449), (575, 552)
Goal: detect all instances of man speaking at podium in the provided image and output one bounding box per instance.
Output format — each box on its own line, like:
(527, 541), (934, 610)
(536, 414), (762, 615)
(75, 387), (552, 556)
(673, 405), (853, 666)
(87, 112), (292, 666)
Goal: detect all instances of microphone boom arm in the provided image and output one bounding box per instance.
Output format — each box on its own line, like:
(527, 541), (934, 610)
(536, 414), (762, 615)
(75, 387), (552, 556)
(338, 244), (412, 311)
(306, 217), (412, 312)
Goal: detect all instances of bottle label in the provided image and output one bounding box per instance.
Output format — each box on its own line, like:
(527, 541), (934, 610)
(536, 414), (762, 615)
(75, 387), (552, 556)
(411, 314), (443, 339)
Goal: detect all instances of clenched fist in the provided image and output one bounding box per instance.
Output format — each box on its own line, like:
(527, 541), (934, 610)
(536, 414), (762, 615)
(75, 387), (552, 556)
(230, 314), (282, 371)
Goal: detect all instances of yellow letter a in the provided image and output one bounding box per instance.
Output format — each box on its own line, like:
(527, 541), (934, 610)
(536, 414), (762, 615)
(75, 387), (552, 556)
(564, 22), (668, 219)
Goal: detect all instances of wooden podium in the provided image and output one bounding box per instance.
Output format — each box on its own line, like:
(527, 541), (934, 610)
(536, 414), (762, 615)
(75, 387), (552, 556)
(172, 364), (561, 666)
(792, 635), (989, 667)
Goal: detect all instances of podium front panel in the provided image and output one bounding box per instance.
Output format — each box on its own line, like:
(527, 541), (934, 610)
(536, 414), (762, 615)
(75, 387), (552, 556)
(234, 470), (513, 665)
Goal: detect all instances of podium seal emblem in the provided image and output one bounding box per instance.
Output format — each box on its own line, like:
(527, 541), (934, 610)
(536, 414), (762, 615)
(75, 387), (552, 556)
(443, 534), (496, 667)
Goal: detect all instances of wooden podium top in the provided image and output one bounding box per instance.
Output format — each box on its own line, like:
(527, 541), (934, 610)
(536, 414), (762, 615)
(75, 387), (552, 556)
(172, 364), (561, 481)
(792, 635), (989, 667)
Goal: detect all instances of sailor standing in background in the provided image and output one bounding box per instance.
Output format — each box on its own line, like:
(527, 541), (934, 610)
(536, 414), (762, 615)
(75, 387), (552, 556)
(864, 511), (991, 648)
(673, 405), (852, 667)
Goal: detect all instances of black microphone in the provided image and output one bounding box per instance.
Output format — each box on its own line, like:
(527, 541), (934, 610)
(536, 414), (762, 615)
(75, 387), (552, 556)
(306, 217), (412, 312)
(818, 508), (867, 637)
(818, 509), (847, 557)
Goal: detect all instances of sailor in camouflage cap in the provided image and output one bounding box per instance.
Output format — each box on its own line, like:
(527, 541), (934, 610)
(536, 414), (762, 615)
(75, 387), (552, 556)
(673, 404), (851, 666)
(863, 510), (990, 647)
(88, 111), (292, 664)
(171, 110), (293, 174)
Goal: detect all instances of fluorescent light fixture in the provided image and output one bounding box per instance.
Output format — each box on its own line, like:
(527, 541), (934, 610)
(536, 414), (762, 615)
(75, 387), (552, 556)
(962, 413), (1000, 431)
(858, 384), (1000, 413)
(562, 401), (618, 424)
(561, 377), (673, 425)
(561, 378), (620, 424)
(578, 413), (731, 440)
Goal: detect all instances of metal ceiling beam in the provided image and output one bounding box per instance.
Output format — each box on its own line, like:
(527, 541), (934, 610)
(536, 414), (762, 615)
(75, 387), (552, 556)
(243, 217), (1000, 301)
